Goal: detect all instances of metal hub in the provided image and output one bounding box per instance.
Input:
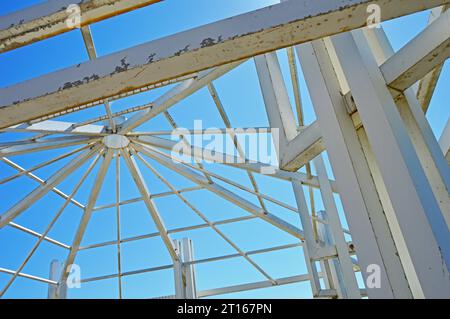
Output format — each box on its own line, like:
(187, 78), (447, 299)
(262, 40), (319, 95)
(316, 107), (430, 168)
(102, 134), (130, 149)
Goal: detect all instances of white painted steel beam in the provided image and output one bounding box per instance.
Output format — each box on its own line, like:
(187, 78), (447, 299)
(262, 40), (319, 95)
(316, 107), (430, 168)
(133, 150), (275, 283)
(48, 260), (64, 299)
(0, 136), (98, 157)
(2, 120), (106, 136)
(8, 222), (69, 249)
(281, 121), (324, 171)
(197, 274), (312, 298)
(296, 39), (411, 298)
(1, 0), (447, 128)
(332, 32), (450, 298)
(78, 216), (259, 251)
(0, 267), (57, 286)
(173, 238), (197, 299)
(254, 52), (298, 153)
(0, 144), (91, 185)
(416, 5), (449, 112)
(0, 145), (101, 228)
(92, 186), (203, 211)
(254, 52), (325, 171)
(58, 148), (112, 295)
(120, 149), (178, 261)
(119, 62), (243, 133)
(0, 151), (101, 298)
(132, 135), (334, 191)
(380, 9), (450, 97)
(291, 182), (321, 297)
(363, 27), (450, 228)
(132, 143), (304, 240)
(314, 156), (360, 299)
(0, 157), (85, 209)
(0, 0), (162, 53)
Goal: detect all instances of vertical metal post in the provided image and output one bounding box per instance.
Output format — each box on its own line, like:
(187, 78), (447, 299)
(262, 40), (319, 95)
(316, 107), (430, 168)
(182, 238), (197, 299)
(361, 27), (450, 228)
(254, 52), (298, 159)
(316, 211), (345, 299)
(173, 238), (197, 299)
(173, 240), (185, 299)
(48, 260), (66, 299)
(292, 181), (322, 297)
(331, 31), (450, 298)
(296, 39), (411, 298)
(313, 155), (361, 299)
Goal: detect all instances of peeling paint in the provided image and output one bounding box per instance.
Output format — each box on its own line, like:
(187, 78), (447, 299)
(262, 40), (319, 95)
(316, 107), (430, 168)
(112, 57), (130, 74)
(147, 53), (156, 63)
(174, 45), (190, 56)
(62, 74), (100, 90)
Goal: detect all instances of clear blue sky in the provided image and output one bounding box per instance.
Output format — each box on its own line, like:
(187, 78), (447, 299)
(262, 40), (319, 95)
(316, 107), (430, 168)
(0, 0), (448, 299)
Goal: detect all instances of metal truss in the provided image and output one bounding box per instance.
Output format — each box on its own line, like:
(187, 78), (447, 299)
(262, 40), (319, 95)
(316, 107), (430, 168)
(0, 0), (449, 299)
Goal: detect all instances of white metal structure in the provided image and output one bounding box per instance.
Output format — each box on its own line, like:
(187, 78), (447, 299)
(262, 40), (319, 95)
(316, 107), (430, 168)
(0, 0), (449, 299)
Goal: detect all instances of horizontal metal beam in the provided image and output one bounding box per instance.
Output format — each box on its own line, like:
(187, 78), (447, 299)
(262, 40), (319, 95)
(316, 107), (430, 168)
(2, 120), (106, 136)
(132, 143), (305, 240)
(132, 135), (338, 191)
(0, 145), (100, 228)
(80, 242), (303, 283)
(281, 121), (324, 171)
(79, 215), (258, 251)
(380, 9), (450, 96)
(0, 267), (57, 285)
(119, 62), (243, 133)
(129, 127), (273, 136)
(8, 222), (70, 249)
(0, 136), (98, 157)
(197, 274), (312, 298)
(0, 0), (162, 53)
(92, 186), (203, 211)
(1, 0), (446, 128)
(0, 157), (85, 209)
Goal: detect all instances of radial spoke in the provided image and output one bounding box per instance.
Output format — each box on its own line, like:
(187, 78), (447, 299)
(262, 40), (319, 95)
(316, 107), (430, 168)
(0, 268), (56, 286)
(0, 157), (85, 209)
(59, 148), (113, 291)
(0, 136), (99, 157)
(119, 61), (244, 134)
(130, 140), (327, 226)
(8, 222), (70, 249)
(120, 148), (178, 262)
(115, 153), (123, 299)
(2, 120), (106, 136)
(0, 150), (103, 297)
(131, 135), (330, 190)
(0, 144), (102, 228)
(131, 142), (304, 240)
(128, 127), (271, 136)
(92, 186), (203, 211)
(208, 82), (268, 211)
(0, 144), (92, 185)
(132, 149), (276, 284)
(162, 110), (214, 183)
